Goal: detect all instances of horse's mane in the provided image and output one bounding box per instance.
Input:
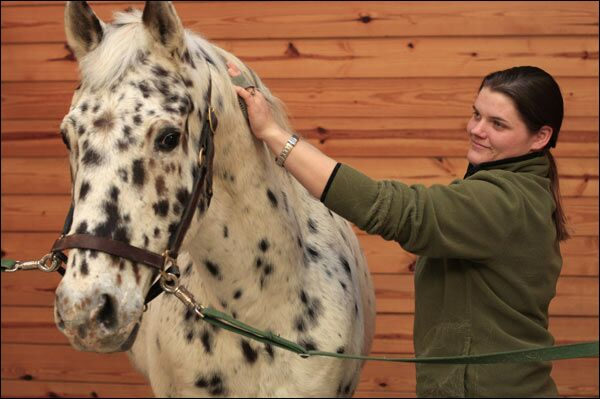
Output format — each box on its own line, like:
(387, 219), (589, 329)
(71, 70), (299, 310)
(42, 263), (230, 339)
(78, 9), (294, 137)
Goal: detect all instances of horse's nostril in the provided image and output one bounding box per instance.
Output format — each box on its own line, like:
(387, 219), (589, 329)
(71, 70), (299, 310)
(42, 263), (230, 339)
(96, 293), (117, 330)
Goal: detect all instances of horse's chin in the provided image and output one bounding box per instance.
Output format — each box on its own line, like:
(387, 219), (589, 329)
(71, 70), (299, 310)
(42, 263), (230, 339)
(68, 321), (141, 353)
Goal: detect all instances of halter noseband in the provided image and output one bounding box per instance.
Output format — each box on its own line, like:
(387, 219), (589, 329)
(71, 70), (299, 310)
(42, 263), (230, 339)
(51, 67), (218, 305)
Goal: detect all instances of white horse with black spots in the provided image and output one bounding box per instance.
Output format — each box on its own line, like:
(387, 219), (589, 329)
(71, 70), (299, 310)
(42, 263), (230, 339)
(54, 1), (376, 397)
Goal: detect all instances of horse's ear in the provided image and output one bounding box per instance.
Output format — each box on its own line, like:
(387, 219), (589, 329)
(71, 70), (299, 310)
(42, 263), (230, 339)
(64, 1), (105, 60)
(142, 1), (185, 55)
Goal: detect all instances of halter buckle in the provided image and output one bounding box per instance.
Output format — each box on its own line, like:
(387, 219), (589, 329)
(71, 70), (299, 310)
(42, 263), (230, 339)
(208, 106), (218, 134)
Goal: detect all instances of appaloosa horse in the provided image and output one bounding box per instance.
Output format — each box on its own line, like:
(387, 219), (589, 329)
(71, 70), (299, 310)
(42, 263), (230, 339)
(54, 1), (375, 396)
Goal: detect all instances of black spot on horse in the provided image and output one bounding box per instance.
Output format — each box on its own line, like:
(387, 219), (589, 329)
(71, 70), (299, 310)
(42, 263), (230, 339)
(138, 82), (152, 98)
(201, 330), (212, 354)
(299, 290), (308, 304)
(233, 289), (242, 300)
(152, 64), (170, 77)
(186, 330), (194, 343)
(204, 260), (222, 280)
(223, 225), (229, 238)
(80, 102), (88, 113)
(182, 49), (196, 69)
(80, 259), (89, 276)
(152, 200), (169, 217)
(265, 343), (275, 359)
(336, 346), (345, 354)
(340, 281), (347, 292)
(295, 316), (306, 332)
(258, 239), (269, 252)
(266, 189), (278, 208)
(132, 159), (146, 187)
(176, 188), (190, 205)
(79, 181), (91, 201)
(340, 256), (352, 277)
(308, 218), (318, 233)
(76, 221), (88, 234)
(118, 168), (128, 183)
(240, 340), (258, 364)
(195, 373), (227, 396)
(110, 186), (120, 202)
(306, 246), (320, 262)
(82, 148), (103, 167)
(299, 339), (318, 351)
(133, 114), (143, 126)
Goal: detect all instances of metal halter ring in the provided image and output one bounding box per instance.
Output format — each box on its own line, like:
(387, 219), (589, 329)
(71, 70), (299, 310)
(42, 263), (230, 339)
(38, 253), (63, 273)
(159, 271), (180, 293)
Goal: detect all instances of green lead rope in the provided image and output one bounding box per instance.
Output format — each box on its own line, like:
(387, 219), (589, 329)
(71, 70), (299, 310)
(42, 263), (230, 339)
(202, 307), (598, 363)
(1, 259), (17, 270)
(3, 256), (597, 364)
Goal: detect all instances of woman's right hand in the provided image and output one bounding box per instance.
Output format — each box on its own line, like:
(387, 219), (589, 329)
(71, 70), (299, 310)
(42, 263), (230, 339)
(227, 62), (281, 141)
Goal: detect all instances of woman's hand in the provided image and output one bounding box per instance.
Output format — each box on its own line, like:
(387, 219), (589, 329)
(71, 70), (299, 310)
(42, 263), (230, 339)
(227, 61), (281, 141)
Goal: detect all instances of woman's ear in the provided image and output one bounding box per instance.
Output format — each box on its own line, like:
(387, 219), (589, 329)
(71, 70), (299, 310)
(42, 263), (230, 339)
(530, 125), (553, 151)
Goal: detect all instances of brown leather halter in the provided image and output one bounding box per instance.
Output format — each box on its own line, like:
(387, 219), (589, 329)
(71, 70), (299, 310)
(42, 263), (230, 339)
(50, 68), (218, 305)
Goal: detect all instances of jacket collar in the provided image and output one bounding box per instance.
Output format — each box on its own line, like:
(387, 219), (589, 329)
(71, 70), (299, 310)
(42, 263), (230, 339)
(463, 151), (547, 179)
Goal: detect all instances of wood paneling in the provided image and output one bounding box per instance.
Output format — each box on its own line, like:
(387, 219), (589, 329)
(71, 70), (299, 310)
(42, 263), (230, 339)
(2, 157), (598, 196)
(2, 79), (598, 120)
(2, 1), (598, 398)
(2, 2), (597, 42)
(1, 37), (598, 81)
(1, 233), (597, 277)
(2, 195), (598, 236)
(0, 345), (598, 397)
(1, 271), (597, 316)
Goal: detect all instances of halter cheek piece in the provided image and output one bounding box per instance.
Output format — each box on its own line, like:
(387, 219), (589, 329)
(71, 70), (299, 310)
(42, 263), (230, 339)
(51, 68), (218, 306)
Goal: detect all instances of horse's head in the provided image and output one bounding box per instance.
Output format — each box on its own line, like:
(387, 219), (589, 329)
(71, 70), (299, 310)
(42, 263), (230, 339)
(54, 1), (238, 352)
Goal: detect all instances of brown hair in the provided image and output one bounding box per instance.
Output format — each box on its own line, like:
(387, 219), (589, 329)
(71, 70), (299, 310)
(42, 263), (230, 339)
(479, 66), (570, 241)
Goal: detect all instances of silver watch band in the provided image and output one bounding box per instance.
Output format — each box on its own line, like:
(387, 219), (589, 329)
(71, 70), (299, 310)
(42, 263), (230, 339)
(276, 134), (299, 167)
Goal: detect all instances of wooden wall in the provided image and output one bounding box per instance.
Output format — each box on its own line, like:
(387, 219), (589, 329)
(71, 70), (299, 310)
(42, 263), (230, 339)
(1, 1), (598, 397)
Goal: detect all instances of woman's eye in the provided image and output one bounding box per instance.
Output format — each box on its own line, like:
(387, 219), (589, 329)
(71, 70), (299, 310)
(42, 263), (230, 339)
(155, 128), (181, 152)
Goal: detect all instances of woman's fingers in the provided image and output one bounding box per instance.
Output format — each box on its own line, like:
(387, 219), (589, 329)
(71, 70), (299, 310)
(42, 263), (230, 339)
(234, 85), (253, 102)
(227, 61), (241, 76)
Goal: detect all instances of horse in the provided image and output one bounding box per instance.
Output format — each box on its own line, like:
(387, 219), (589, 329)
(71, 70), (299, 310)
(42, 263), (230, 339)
(54, 1), (376, 397)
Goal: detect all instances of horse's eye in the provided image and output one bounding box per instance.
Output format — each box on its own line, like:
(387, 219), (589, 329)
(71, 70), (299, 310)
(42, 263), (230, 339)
(156, 128), (180, 152)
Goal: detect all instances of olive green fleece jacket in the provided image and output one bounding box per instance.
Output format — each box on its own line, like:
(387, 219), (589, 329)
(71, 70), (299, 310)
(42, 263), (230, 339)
(321, 152), (561, 397)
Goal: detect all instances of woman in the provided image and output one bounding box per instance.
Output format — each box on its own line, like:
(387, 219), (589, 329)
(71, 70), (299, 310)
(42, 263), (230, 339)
(229, 64), (569, 397)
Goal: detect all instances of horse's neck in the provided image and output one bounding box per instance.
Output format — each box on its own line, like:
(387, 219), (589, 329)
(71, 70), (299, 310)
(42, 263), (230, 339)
(187, 115), (301, 278)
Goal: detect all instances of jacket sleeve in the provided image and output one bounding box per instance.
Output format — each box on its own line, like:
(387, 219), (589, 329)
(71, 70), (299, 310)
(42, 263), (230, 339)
(321, 163), (527, 260)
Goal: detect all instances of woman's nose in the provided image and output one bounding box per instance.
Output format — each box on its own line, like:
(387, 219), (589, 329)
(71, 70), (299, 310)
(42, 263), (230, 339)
(469, 120), (486, 138)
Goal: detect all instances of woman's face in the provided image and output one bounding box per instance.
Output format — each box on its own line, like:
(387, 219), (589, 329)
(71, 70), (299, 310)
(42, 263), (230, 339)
(466, 87), (544, 165)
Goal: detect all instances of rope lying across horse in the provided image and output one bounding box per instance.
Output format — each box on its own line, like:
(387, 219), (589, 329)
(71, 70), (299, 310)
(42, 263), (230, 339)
(1, 68), (597, 366)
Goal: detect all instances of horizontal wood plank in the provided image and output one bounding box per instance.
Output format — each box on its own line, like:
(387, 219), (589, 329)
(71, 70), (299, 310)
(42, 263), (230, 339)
(1, 270), (596, 316)
(372, 274), (599, 316)
(2, 37), (598, 81)
(3, 306), (597, 353)
(2, 2), (598, 42)
(1, 233), (596, 277)
(2, 157), (598, 196)
(0, 379), (154, 398)
(2, 78), (597, 121)
(1, 344), (597, 397)
(358, 356), (599, 397)
(3, 117), (598, 160)
(2, 193), (597, 236)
